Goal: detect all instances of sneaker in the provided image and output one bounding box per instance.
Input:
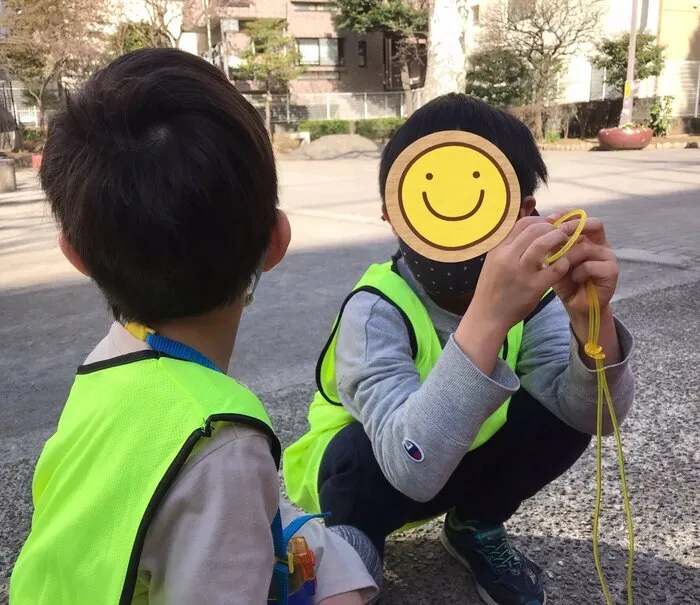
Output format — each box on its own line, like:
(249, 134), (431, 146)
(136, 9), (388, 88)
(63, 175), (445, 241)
(440, 511), (546, 605)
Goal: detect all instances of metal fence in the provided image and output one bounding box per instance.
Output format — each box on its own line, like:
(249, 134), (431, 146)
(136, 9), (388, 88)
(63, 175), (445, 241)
(16, 107), (40, 126)
(243, 91), (426, 124)
(559, 59), (700, 118)
(12, 60), (700, 129)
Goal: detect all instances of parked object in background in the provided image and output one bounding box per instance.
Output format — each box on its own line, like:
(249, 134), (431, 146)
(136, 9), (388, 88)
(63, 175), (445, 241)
(598, 124), (653, 150)
(0, 156), (17, 193)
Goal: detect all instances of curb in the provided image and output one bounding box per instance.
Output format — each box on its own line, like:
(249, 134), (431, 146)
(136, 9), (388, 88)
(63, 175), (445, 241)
(539, 141), (700, 151)
(614, 247), (692, 268)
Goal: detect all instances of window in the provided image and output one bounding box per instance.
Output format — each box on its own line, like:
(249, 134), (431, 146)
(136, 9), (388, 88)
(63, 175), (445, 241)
(472, 5), (480, 25)
(296, 38), (345, 66)
(358, 40), (367, 67)
(508, 0), (535, 21)
(293, 1), (335, 10)
(221, 19), (240, 33)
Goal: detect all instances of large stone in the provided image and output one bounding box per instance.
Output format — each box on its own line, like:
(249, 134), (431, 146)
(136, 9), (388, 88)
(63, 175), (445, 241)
(289, 134), (380, 161)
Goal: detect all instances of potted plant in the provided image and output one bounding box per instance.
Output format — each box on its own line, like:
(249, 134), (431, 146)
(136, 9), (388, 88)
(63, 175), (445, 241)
(597, 122), (653, 150)
(31, 149), (43, 169)
(22, 128), (44, 168)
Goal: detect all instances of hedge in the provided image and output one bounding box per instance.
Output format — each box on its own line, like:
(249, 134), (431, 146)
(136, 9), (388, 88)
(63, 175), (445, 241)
(354, 118), (406, 141)
(298, 117), (407, 142)
(298, 119), (350, 141)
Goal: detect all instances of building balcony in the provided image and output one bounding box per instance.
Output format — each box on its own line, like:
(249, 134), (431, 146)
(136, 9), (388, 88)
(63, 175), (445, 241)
(183, 0), (295, 31)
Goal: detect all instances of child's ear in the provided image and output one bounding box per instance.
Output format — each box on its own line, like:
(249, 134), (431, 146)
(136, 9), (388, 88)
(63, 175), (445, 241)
(381, 206), (399, 237)
(519, 196), (537, 218)
(59, 233), (91, 277)
(263, 210), (292, 272)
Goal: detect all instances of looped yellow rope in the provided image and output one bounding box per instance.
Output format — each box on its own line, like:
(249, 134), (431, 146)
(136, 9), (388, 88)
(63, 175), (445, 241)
(546, 209), (634, 605)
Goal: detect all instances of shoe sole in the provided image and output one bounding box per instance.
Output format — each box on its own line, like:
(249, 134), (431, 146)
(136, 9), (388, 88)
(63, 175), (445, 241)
(439, 528), (547, 605)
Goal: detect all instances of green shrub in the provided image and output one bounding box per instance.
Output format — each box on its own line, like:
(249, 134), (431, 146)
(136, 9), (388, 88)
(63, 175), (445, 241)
(544, 131), (561, 143)
(298, 119), (351, 141)
(354, 117), (406, 141)
(648, 96), (674, 137)
(23, 128), (44, 143)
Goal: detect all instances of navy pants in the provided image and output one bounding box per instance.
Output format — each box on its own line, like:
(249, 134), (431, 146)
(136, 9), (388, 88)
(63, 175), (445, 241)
(318, 388), (591, 554)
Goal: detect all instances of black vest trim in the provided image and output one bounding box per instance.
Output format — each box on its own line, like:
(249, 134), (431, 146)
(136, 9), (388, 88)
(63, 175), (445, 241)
(524, 289), (557, 324)
(119, 413), (280, 604)
(315, 285), (418, 406)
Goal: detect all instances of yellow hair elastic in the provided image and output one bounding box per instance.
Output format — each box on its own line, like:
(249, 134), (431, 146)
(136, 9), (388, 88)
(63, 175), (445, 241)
(546, 209), (635, 605)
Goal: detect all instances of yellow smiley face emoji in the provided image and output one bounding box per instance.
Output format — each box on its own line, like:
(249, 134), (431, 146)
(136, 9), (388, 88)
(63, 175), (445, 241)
(385, 131), (521, 263)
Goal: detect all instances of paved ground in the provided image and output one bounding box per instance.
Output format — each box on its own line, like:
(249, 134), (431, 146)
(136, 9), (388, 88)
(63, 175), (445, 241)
(1, 149), (700, 604)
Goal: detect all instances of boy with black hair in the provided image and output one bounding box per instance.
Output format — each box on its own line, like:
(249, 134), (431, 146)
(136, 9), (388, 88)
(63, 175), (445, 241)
(284, 93), (635, 605)
(10, 48), (380, 605)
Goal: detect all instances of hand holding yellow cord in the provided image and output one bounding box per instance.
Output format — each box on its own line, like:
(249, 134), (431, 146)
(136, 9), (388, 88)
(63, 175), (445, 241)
(546, 209), (635, 605)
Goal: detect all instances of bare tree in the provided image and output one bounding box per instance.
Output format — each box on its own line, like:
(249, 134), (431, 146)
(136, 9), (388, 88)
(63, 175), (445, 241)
(0, 0), (108, 132)
(424, 0), (470, 100)
(482, 0), (604, 139)
(110, 0), (183, 57)
(144, 0), (183, 48)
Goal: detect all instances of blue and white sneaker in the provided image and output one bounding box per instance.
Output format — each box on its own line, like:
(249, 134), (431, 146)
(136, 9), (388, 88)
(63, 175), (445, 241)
(440, 511), (546, 605)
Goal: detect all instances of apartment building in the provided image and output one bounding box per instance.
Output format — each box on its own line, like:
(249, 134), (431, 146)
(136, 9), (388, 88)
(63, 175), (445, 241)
(657, 0), (700, 61)
(477, 0), (700, 115)
(180, 0), (425, 96)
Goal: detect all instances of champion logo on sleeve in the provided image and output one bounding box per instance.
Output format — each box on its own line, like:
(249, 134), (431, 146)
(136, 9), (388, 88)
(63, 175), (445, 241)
(402, 438), (425, 462)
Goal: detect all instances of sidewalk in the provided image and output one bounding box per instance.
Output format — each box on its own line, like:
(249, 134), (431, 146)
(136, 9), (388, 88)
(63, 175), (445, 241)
(278, 149), (700, 268)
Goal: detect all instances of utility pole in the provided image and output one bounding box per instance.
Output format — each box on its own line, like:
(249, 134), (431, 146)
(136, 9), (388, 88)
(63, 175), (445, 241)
(203, 0), (213, 64)
(619, 0), (639, 125)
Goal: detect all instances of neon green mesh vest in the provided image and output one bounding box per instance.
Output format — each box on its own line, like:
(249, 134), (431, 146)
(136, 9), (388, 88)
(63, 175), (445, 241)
(10, 353), (280, 605)
(283, 260), (525, 515)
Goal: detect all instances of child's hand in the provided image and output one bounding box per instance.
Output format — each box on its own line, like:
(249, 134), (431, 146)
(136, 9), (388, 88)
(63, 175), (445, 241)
(546, 210), (619, 318)
(456, 216), (570, 375)
(469, 216), (571, 332)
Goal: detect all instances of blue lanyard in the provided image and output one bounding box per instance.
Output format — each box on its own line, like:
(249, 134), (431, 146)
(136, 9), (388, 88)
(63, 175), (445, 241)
(123, 321), (313, 605)
(123, 322), (220, 372)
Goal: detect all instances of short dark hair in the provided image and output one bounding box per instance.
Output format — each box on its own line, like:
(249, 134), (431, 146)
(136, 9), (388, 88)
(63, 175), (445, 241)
(41, 48), (277, 324)
(379, 93), (547, 208)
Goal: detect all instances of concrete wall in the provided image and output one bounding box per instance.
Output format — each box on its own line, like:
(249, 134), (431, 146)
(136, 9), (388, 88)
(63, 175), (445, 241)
(658, 0), (700, 60)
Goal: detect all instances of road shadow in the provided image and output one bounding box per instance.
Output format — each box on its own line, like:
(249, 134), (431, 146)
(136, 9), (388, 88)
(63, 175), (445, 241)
(381, 530), (699, 605)
(1, 223), (699, 604)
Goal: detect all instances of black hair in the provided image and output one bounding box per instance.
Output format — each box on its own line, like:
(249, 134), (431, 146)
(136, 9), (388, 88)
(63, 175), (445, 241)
(379, 93), (548, 208)
(40, 48), (278, 324)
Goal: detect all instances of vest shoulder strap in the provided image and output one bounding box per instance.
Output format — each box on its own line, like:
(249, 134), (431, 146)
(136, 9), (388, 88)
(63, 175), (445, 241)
(316, 261), (443, 404)
(525, 288), (557, 324)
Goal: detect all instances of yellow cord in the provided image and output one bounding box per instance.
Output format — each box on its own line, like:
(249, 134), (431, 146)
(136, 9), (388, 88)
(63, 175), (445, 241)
(546, 210), (635, 605)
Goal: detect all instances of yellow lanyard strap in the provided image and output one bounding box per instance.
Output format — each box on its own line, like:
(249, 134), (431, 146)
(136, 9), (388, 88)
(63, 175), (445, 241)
(546, 210), (634, 605)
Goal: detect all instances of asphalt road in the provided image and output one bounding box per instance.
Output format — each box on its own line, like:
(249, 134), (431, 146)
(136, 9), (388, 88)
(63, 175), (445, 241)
(2, 150), (700, 604)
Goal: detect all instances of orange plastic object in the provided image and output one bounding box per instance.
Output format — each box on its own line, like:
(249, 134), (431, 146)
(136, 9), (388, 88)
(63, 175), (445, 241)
(288, 537), (316, 582)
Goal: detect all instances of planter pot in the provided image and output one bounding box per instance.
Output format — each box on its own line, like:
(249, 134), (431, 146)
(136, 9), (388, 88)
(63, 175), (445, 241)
(597, 127), (653, 150)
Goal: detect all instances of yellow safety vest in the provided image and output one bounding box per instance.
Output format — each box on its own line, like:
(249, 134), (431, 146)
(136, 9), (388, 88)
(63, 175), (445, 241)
(283, 260), (527, 514)
(11, 353), (279, 605)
